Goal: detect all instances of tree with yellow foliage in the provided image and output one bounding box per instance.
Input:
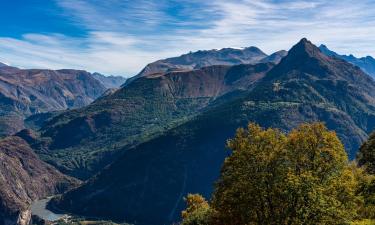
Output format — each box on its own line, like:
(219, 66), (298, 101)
(181, 194), (212, 225)
(182, 123), (361, 225)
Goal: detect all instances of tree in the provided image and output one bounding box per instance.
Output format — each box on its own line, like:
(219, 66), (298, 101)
(353, 164), (375, 220)
(356, 132), (375, 221)
(358, 132), (375, 174)
(181, 194), (212, 225)
(210, 123), (359, 225)
(211, 123), (287, 225)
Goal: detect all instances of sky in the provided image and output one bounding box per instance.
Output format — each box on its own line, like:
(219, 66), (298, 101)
(1, 0), (375, 77)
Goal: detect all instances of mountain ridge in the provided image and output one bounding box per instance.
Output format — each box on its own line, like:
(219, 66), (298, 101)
(0, 64), (108, 136)
(319, 44), (375, 77)
(125, 46), (285, 85)
(92, 72), (126, 89)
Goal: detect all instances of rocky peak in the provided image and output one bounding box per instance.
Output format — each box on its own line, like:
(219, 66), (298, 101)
(287, 38), (327, 60)
(264, 38), (332, 81)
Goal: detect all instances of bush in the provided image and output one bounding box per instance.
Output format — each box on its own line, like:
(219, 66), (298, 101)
(181, 194), (212, 225)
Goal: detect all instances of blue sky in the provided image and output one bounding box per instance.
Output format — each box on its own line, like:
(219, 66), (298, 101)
(1, 0), (375, 76)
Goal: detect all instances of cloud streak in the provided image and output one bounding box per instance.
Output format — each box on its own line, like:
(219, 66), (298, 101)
(1, 0), (375, 76)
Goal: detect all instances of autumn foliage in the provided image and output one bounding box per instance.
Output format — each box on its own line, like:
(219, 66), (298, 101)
(181, 123), (374, 225)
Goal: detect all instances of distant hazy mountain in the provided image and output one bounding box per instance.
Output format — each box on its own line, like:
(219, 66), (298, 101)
(260, 50), (288, 63)
(125, 47), (286, 85)
(319, 44), (375, 77)
(92, 72), (126, 88)
(37, 39), (375, 224)
(0, 64), (107, 136)
(0, 130), (79, 225)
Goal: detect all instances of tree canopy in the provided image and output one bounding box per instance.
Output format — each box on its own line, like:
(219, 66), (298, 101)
(358, 132), (375, 174)
(182, 123), (364, 225)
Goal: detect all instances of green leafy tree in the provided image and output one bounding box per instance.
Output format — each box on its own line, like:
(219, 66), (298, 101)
(210, 123), (359, 225)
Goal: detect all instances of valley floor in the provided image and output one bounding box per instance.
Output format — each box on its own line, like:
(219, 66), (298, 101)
(31, 197), (66, 221)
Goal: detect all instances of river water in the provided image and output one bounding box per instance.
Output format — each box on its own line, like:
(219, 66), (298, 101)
(30, 197), (66, 221)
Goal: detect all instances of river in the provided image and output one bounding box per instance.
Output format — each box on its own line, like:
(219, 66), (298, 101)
(30, 197), (66, 221)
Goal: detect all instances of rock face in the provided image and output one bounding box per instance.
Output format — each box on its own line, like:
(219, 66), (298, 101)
(319, 44), (375, 77)
(34, 63), (274, 179)
(0, 65), (107, 136)
(0, 134), (79, 225)
(125, 47), (286, 85)
(92, 72), (127, 89)
(53, 39), (375, 225)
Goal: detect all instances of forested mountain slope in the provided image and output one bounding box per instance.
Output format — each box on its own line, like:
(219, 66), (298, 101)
(34, 63), (274, 178)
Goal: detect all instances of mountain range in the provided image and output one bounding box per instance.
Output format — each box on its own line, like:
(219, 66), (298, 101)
(125, 47), (287, 85)
(31, 47), (286, 179)
(20, 39), (375, 224)
(319, 44), (375, 77)
(0, 64), (126, 137)
(2, 38), (375, 225)
(32, 62), (275, 179)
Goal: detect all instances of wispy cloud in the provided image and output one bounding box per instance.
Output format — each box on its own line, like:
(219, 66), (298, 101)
(1, 0), (375, 76)
(0, 32), (177, 75)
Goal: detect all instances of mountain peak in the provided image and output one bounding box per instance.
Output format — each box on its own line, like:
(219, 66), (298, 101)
(243, 46), (266, 54)
(289, 38), (322, 57)
(299, 37), (309, 43)
(264, 38), (334, 81)
(277, 38), (330, 68)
